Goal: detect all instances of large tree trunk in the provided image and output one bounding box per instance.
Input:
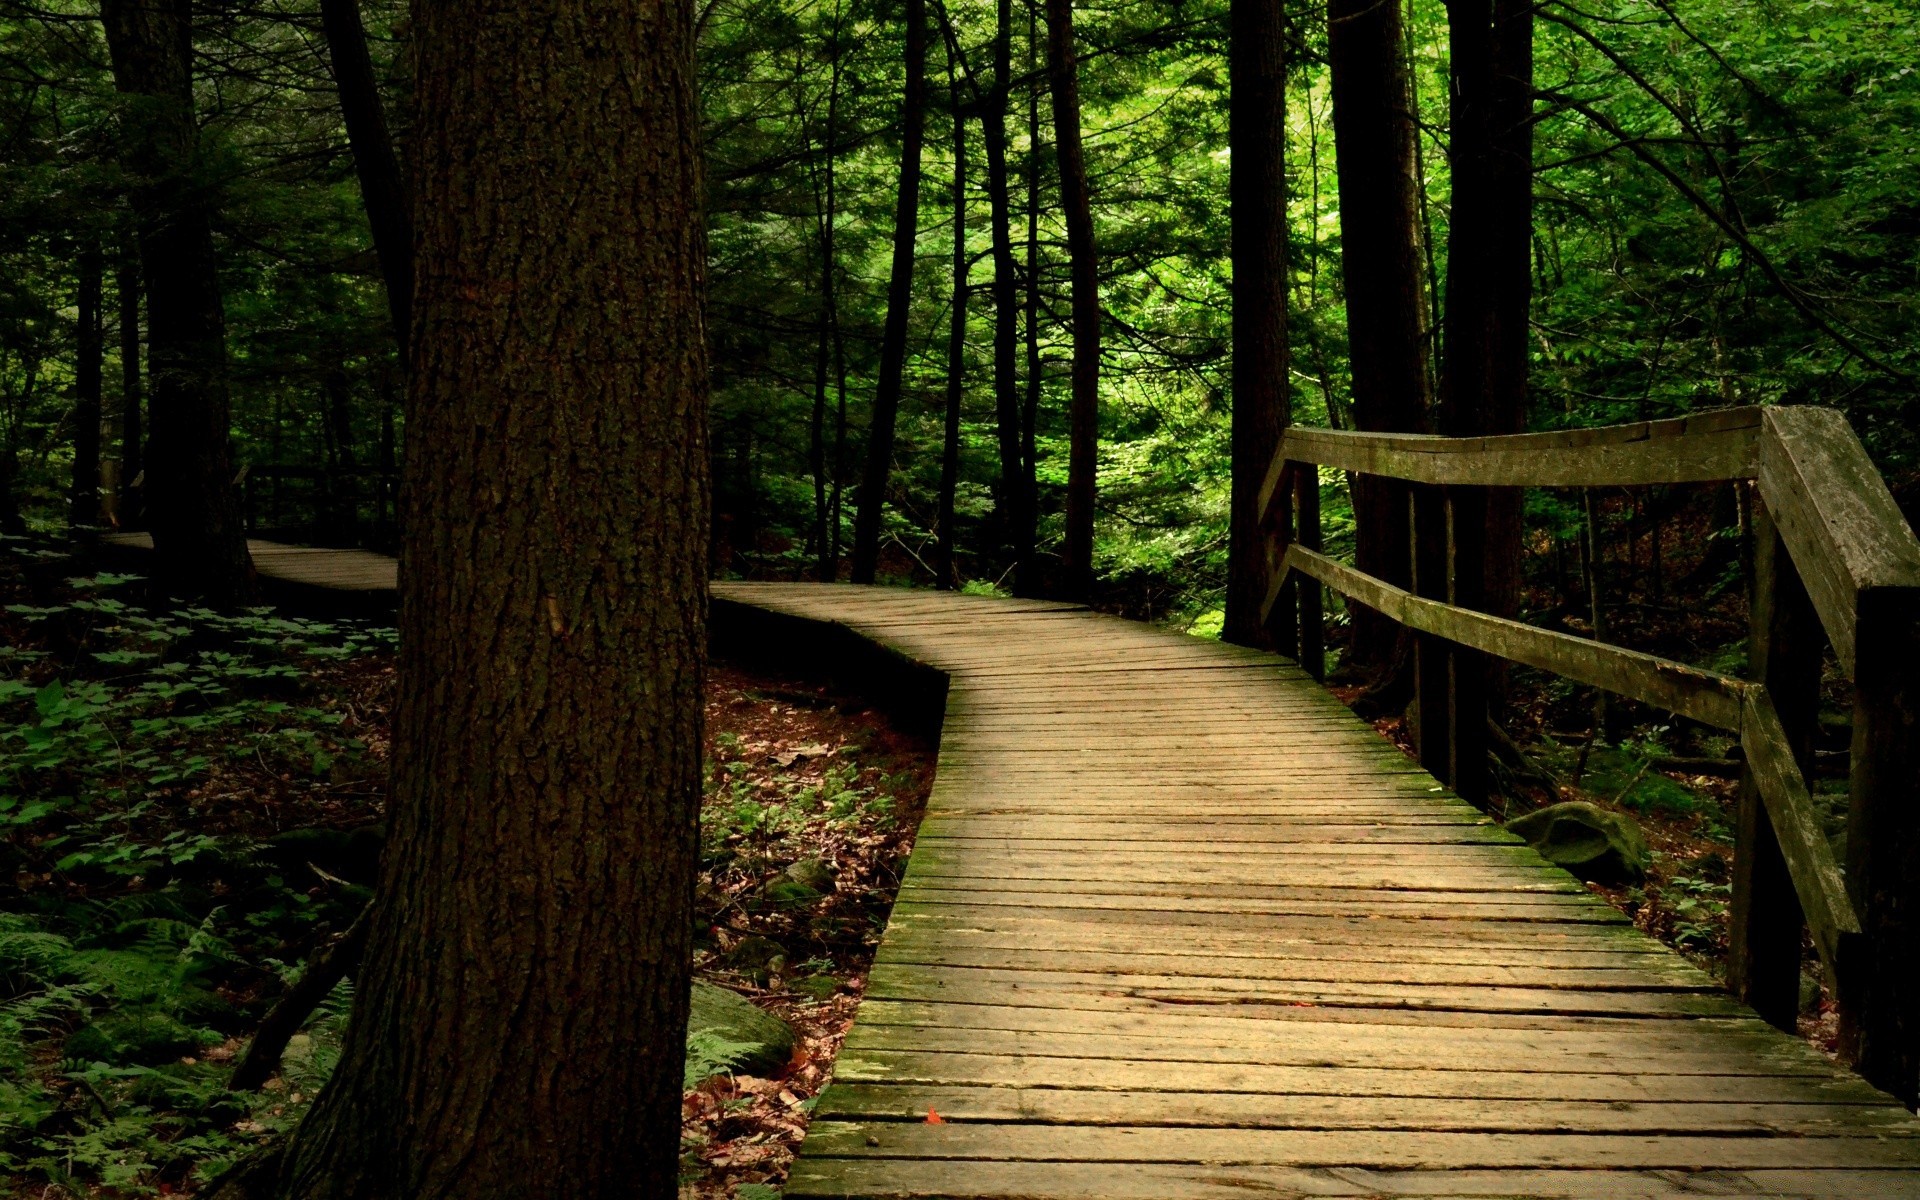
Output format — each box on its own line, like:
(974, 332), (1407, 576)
(71, 240), (104, 528)
(319, 0), (412, 362)
(1048, 0), (1098, 601)
(117, 232), (143, 524)
(271, 0), (708, 1194)
(1327, 0), (1429, 671)
(937, 71), (969, 591)
(981, 0), (1030, 591)
(100, 0), (254, 605)
(1224, 0), (1289, 649)
(850, 0), (928, 585)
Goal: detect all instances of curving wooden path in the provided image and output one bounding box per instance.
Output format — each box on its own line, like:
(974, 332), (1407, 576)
(714, 582), (1920, 1200)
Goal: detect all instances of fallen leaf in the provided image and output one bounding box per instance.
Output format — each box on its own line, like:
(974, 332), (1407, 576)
(926, 1109), (945, 1124)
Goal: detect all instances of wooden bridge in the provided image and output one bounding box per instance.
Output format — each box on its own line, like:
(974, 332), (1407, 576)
(717, 581), (1920, 1199)
(96, 404), (1920, 1195)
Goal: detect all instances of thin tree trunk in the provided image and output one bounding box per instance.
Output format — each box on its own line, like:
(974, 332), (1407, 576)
(809, 16), (846, 581)
(981, 0), (1028, 589)
(1049, 0), (1098, 601)
(1020, 0), (1042, 592)
(270, 0), (708, 1193)
(850, 0), (928, 584)
(937, 69), (969, 591)
(71, 239), (104, 528)
(100, 0), (254, 605)
(1327, 0), (1429, 671)
(319, 0), (412, 362)
(117, 232), (143, 523)
(1224, 0), (1290, 649)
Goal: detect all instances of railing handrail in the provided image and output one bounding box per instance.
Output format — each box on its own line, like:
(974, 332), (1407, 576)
(1255, 402), (1920, 1102)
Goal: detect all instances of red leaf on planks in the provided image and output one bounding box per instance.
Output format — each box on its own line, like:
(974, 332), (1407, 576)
(925, 1109), (946, 1124)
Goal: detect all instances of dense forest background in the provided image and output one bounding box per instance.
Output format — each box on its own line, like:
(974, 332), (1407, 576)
(2, 0), (1917, 624)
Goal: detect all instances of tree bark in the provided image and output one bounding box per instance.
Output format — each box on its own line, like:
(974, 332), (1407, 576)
(807, 18), (846, 581)
(117, 232), (143, 523)
(1049, 0), (1099, 601)
(1327, 0), (1428, 670)
(981, 0), (1030, 590)
(850, 0), (928, 585)
(938, 71), (969, 591)
(319, 0), (412, 363)
(1224, 0), (1290, 649)
(1020, 0), (1043, 593)
(100, 0), (254, 605)
(1439, 0), (1531, 575)
(272, 0), (708, 1194)
(71, 240), (104, 528)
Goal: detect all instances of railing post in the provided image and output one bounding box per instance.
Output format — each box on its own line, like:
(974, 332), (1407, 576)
(1295, 464), (1324, 680)
(1264, 462), (1298, 657)
(1843, 585), (1920, 1105)
(1730, 496), (1816, 1031)
(1445, 486), (1490, 806)
(1410, 483), (1451, 784)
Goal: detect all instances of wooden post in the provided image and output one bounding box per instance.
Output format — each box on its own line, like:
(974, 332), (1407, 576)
(1296, 464), (1324, 680)
(1411, 483), (1451, 784)
(1844, 587), (1920, 1104)
(1445, 485), (1490, 806)
(1730, 498), (1815, 1031)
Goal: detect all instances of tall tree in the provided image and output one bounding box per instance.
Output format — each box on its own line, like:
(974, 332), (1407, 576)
(264, 0), (710, 1193)
(981, 0), (1031, 592)
(117, 232), (143, 521)
(318, 0), (412, 361)
(1224, 0), (1290, 648)
(70, 239), (103, 527)
(850, 0), (928, 585)
(806, 12), (847, 581)
(100, 0), (254, 604)
(1048, 0), (1098, 601)
(1439, 0), (1532, 572)
(937, 64), (969, 591)
(1326, 0), (1429, 671)
(1021, 0), (1042, 587)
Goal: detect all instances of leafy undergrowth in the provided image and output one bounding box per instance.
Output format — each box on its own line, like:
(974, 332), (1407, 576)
(0, 533), (936, 1197)
(680, 667), (934, 1197)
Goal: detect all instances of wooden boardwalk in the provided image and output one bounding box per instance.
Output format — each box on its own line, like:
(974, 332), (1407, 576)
(96, 532), (397, 597)
(715, 582), (1920, 1200)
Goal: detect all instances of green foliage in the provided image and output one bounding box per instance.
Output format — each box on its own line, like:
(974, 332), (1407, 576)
(0, 547), (391, 1194)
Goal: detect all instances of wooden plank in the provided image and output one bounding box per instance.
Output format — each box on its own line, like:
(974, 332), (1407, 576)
(1739, 687), (1860, 976)
(1277, 544), (1748, 730)
(814, 1085), (1920, 1136)
(798, 1121), (1920, 1170)
(1256, 407), (1763, 515)
(787, 1160), (1920, 1200)
(1756, 406), (1920, 674)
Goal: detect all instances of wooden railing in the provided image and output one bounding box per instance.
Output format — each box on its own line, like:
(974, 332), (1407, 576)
(1256, 405), (1920, 1106)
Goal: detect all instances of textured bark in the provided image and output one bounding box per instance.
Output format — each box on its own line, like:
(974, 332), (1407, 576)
(808, 24), (846, 581)
(71, 240), (104, 528)
(1439, 0), (1532, 584)
(1019, 2), (1042, 594)
(272, 0), (708, 1194)
(1224, 0), (1290, 649)
(117, 234), (143, 520)
(319, 0), (412, 362)
(981, 0), (1030, 588)
(1327, 0), (1428, 670)
(1049, 0), (1099, 601)
(937, 73), (969, 591)
(100, 0), (254, 604)
(850, 0), (928, 585)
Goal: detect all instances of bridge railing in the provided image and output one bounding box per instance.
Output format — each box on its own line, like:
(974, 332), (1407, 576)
(1256, 405), (1920, 1105)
